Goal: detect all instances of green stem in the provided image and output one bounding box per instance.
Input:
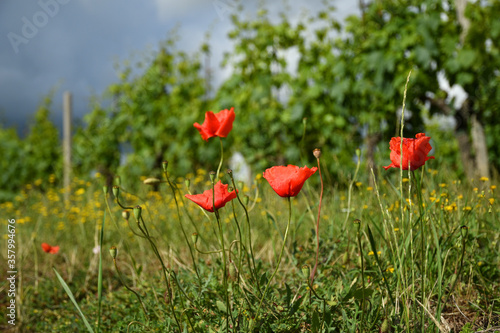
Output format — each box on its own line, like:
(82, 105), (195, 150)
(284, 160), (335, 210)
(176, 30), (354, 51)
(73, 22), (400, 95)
(216, 137), (224, 181)
(113, 259), (149, 323)
(254, 197), (292, 325)
(356, 221), (365, 333)
(213, 181), (232, 332)
(310, 155), (324, 283)
(96, 211), (105, 333)
(228, 172), (260, 292)
(413, 170), (426, 329)
(164, 171), (202, 285)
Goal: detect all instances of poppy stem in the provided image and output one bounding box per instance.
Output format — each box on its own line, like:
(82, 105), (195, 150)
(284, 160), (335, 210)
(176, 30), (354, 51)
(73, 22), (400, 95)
(228, 171), (260, 292)
(112, 258), (149, 324)
(253, 197), (292, 327)
(413, 169), (427, 329)
(310, 152), (324, 284)
(212, 180), (233, 332)
(163, 169), (202, 286)
(216, 137), (224, 181)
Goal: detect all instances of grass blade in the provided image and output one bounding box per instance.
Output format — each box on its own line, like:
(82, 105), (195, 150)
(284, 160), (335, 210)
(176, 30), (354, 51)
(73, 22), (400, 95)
(53, 267), (95, 333)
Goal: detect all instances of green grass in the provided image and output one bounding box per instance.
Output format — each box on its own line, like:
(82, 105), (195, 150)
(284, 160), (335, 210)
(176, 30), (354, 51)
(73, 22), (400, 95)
(1, 167), (499, 332)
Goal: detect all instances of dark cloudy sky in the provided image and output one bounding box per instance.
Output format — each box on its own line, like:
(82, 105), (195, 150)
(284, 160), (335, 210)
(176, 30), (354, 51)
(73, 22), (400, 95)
(0, 0), (357, 136)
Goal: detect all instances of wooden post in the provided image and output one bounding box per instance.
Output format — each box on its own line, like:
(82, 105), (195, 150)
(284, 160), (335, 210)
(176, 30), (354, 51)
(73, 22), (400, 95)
(63, 91), (72, 202)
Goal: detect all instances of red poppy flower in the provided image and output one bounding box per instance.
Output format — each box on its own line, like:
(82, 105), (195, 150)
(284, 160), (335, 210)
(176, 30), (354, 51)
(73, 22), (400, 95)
(383, 133), (435, 171)
(263, 165), (318, 197)
(194, 107), (235, 141)
(185, 181), (238, 212)
(41, 243), (60, 254)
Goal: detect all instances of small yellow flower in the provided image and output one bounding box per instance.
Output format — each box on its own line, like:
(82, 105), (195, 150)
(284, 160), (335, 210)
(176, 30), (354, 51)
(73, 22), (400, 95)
(386, 267), (394, 273)
(363, 205), (368, 209)
(355, 182), (362, 187)
(430, 197), (436, 202)
(368, 251), (381, 256)
(366, 186), (373, 191)
(480, 177), (489, 182)
(478, 261), (483, 266)
(489, 198), (495, 205)
(75, 188), (85, 196)
(394, 228), (399, 232)
(439, 183), (447, 188)
(440, 193), (447, 197)
(457, 195), (463, 200)
(402, 178), (409, 183)
(463, 206), (472, 211)
(491, 185), (496, 191)
(473, 187), (478, 192)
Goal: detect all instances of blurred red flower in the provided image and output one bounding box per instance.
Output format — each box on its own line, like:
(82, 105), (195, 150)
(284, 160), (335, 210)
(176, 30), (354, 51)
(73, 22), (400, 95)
(263, 165), (317, 197)
(41, 243), (59, 254)
(383, 133), (435, 171)
(185, 181), (237, 212)
(194, 107), (235, 141)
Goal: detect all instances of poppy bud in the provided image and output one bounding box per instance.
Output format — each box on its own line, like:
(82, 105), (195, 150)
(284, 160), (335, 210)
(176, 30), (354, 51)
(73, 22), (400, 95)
(342, 252), (349, 265)
(162, 161), (168, 173)
(460, 225), (468, 238)
(133, 205), (142, 221)
(109, 246), (117, 259)
(243, 195), (250, 206)
(301, 265), (310, 280)
(355, 148), (361, 158)
(185, 178), (190, 188)
(144, 177), (161, 185)
(238, 181), (244, 190)
(103, 186), (109, 195)
(313, 148), (321, 159)
(209, 171), (216, 183)
(122, 210), (130, 220)
(112, 186), (120, 198)
(115, 175), (121, 186)
(226, 169), (233, 175)
(353, 219), (361, 232)
(192, 232), (199, 244)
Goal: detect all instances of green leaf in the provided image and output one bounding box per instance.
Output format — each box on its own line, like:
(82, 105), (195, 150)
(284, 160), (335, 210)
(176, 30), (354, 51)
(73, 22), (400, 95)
(311, 309), (321, 332)
(216, 300), (227, 313)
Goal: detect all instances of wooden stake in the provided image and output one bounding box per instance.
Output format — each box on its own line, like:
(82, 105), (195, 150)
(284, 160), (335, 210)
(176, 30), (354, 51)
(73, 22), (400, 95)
(63, 91), (72, 202)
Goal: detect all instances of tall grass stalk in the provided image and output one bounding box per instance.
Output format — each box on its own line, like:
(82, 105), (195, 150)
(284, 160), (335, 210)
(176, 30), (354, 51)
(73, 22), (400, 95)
(96, 210), (105, 333)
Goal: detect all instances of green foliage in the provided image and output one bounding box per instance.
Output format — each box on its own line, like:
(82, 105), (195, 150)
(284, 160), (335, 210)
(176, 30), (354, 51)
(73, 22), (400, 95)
(0, 127), (25, 201)
(73, 102), (121, 185)
(24, 94), (62, 184)
(109, 39), (208, 186)
(0, 94), (61, 201)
